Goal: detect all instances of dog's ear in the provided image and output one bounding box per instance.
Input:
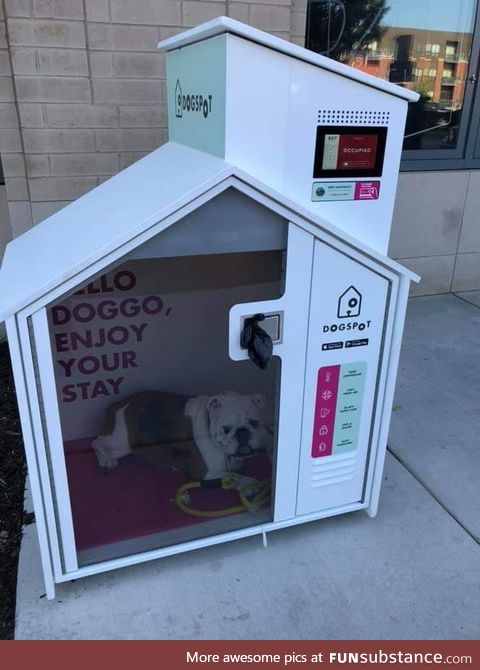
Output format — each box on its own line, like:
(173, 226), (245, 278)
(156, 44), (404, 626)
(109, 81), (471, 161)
(207, 396), (222, 415)
(250, 394), (266, 409)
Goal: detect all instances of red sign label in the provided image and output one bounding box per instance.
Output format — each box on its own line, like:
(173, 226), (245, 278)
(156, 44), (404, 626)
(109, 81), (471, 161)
(337, 134), (378, 170)
(354, 180), (380, 200)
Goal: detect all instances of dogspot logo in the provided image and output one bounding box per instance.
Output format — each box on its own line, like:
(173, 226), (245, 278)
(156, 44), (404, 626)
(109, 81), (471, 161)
(338, 286), (362, 318)
(175, 79), (213, 119)
(323, 286), (370, 333)
(323, 320), (371, 333)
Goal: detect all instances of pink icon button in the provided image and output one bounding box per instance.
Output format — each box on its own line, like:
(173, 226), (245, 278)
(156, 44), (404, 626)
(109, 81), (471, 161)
(312, 365), (339, 458)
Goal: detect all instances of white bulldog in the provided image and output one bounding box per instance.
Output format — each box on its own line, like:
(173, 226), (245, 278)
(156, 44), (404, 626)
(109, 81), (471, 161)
(92, 390), (270, 480)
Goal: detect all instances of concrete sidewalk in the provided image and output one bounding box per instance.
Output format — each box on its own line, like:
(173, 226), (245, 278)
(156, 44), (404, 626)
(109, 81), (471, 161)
(14, 294), (480, 639)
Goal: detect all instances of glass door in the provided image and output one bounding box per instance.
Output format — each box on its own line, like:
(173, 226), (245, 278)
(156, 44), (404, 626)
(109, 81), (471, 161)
(46, 189), (288, 566)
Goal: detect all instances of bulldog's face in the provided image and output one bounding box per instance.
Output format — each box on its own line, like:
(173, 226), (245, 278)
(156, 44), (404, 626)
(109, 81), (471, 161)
(207, 392), (267, 457)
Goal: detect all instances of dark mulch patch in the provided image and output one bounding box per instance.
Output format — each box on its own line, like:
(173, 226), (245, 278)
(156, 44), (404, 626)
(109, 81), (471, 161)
(0, 340), (27, 640)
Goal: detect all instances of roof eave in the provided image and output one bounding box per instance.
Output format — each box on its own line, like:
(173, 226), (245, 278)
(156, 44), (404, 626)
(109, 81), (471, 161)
(158, 17), (420, 104)
(0, 149), (418, 323)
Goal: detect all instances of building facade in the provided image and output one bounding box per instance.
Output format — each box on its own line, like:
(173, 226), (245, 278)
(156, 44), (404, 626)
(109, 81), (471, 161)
(0, 0), (479, 295)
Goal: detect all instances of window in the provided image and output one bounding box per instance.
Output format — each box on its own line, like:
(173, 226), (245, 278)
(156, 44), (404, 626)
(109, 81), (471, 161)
(446, 40), (459, 58)
(306, 0), (480, 170)
(443, 64), (455, 78)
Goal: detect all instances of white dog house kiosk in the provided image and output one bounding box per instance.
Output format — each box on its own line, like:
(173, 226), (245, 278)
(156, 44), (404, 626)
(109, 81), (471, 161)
(0, 18), (419, 598)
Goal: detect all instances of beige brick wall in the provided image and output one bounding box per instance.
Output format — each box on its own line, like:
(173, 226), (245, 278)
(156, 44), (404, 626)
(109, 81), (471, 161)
(0, 3), (30, 241)
(0, 0), (305, 243)
(290, 0), (306, 46)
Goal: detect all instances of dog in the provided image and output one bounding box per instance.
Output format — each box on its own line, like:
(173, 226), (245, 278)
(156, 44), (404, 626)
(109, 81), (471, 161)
(92, 390), (270, 481)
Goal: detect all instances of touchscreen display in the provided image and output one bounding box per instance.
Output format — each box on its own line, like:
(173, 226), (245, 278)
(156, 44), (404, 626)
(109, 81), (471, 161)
(314, 126), (387, 179)
(322, 133), (378, 171)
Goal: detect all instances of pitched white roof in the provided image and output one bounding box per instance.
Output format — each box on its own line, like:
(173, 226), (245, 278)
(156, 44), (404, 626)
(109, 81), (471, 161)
(0, 141), (418, 321)
(0, 143), (230, 321)
(158, 17), (419, 104)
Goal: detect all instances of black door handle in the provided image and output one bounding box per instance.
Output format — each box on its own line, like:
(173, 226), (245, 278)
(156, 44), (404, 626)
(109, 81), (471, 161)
(240, 313), (273, 370)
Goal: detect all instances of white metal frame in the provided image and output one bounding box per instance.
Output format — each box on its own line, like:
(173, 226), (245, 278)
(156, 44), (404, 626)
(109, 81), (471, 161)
(28, 309), (78, 572)
(6, 317), (56, 598)
(232, 180), (407, 518)
(366, 275), (411, 516)
(229, 223), (315, 522)
(16, 313), (71, 577)
(6, 174), (414, 598)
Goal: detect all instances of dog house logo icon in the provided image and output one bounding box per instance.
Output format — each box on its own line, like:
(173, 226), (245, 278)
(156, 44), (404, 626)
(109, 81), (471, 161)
(173, 79), (213, 119)
(337, 286), (362, 318)
(175, 80), (183, 118)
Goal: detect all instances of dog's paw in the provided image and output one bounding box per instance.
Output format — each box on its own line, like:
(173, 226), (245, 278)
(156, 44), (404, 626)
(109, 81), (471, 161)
(98, 455), (118, 472)
(235, 475), (257, 496)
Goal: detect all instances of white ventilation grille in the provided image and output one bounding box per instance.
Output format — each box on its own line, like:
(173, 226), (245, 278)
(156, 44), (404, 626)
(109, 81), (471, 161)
(310, 452), (357, 488)
(317, 109), (390, 126)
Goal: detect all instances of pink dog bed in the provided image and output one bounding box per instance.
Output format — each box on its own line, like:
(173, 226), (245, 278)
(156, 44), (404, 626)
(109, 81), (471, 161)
(64, 438), (271, 551)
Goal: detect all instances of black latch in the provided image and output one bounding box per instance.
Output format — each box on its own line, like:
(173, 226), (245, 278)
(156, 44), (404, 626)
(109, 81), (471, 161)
(240, 313), (273, 370)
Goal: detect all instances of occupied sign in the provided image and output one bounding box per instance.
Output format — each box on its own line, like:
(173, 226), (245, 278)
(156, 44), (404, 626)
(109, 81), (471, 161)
(322, 133), (378, 171)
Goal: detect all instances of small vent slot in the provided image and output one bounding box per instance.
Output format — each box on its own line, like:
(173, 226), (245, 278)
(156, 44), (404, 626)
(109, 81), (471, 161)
(310, 453), (357, 488)
(317, 109), (390, 126)
(311, 474), (354, 488)
(312, 451), (357, 471)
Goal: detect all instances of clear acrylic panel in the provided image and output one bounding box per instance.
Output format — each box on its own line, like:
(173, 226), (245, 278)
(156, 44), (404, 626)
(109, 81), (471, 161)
(46, 189), (287, 566)
(306, 0), (478, 150)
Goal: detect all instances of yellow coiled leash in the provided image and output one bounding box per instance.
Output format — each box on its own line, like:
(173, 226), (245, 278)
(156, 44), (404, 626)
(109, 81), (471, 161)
(174, 474), (271, 518)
